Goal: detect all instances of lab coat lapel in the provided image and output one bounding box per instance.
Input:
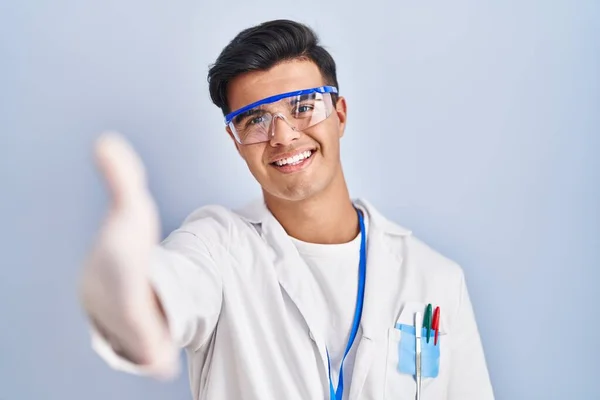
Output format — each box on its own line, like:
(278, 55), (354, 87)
(349, 201), (408, 400)
(259, 210), (330, 372)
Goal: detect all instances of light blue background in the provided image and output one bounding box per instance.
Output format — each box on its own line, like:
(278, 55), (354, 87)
(1, 1), (598, 399)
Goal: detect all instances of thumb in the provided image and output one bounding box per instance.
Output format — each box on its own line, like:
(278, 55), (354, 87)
(94, 132), (149, 208)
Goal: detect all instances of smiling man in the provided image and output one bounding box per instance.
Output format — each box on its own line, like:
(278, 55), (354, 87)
(80, 19), (494, 400)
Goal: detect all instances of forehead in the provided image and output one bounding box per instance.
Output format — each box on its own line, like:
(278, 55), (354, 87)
(227, 59), (325, 112)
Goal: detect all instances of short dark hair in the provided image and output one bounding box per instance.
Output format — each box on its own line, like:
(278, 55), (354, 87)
(207, 19), (339, 116)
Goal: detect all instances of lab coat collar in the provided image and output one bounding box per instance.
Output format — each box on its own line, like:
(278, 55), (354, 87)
(235, 197), (412, 237)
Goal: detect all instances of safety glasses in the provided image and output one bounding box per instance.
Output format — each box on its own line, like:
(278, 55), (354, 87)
(224, 86), (338, 145)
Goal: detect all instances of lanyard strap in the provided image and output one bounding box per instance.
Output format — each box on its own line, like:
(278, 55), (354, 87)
(327, 208), (367, 400)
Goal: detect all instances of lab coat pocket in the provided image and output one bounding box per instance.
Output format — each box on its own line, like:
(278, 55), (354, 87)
(384, 302), (446, 400)
(395, 323), (441, 378)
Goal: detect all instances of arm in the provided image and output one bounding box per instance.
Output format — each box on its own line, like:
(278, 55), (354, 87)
(87, 232), (223, 378)
(79, 132), (222, 379)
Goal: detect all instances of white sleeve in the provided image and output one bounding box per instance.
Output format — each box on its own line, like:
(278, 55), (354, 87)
(447, 272), (495, 399)
(90, 229), (223, 375)
(90, 323), (168, 376)
(150, 230), (223, 350)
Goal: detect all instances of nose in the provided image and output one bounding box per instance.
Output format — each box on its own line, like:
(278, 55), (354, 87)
(269, 114), (300, 147)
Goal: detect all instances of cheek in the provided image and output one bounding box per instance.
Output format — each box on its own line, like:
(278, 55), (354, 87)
(240, 146), (267, 172)
(315, 126), (341, 157)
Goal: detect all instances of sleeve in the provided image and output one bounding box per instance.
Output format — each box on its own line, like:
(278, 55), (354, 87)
(90, 228), (224, 375)
(447, 271), (495, 399)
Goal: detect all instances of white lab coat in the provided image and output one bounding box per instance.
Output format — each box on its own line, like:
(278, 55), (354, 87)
(91, 198), (494, 399)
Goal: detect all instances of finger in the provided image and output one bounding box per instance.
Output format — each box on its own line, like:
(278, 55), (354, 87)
(94, 132), (148, 207)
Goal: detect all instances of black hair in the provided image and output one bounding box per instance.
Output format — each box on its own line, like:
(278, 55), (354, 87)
(207, 19), (339, 116)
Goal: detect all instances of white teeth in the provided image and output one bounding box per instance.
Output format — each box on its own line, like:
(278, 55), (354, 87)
(275, 150), (312, 166)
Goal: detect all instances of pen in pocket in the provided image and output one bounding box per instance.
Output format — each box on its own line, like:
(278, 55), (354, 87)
(432, 306), (440, 346)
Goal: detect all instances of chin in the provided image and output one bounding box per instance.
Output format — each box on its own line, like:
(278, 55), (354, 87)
(262, 178), (325, 203)
(265, 186), (315, 202)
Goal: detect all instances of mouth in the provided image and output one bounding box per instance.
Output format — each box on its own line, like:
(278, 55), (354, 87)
(269, 149), (316, 173)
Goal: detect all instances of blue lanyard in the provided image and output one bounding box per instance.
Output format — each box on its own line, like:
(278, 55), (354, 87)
(327, 208), (367, 400)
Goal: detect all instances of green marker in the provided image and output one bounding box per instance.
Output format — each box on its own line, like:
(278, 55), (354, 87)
(423, 304), (433, 343)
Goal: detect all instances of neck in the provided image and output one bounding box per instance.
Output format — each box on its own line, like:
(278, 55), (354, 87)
(263, 170), (359, 244)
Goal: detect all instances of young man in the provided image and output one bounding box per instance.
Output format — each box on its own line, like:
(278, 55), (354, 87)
(81, 19), (494, 400)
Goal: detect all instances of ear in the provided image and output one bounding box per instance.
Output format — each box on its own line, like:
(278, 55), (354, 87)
(335, 96), (348, 138)
(226, 126), (243, 156)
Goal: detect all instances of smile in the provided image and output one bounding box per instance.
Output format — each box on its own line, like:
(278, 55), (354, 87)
(270, 149), (315, 173)
(272, 150), (313, 166)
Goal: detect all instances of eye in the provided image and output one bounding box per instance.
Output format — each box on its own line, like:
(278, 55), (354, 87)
(245, 114), (267, 127)
(293, 104), (315, 116)
(297, 105), (313, 113)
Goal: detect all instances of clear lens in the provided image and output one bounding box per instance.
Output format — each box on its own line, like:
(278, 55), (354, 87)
(229, 92), (334, 145)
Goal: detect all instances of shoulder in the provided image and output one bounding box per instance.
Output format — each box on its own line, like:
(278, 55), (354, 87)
(403, 235), (468, 304)
(406, 235), (464, 277)
(358, 198), (465, 281)
(181, 204), (237, 230)
(166, 200), (264, 247)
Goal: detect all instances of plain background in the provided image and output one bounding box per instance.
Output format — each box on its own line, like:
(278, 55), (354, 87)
(1, 0), (598, 399)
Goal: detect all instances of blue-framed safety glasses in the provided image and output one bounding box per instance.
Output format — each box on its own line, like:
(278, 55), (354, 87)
(224, 86), (338, 145)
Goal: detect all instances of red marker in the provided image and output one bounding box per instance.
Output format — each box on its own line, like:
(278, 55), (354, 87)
(432, 306), (441, 345)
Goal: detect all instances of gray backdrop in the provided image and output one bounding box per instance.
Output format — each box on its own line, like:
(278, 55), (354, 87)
(1, 0), (598, 399)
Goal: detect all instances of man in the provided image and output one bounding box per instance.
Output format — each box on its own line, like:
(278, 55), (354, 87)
(81, 19), (494, 400)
